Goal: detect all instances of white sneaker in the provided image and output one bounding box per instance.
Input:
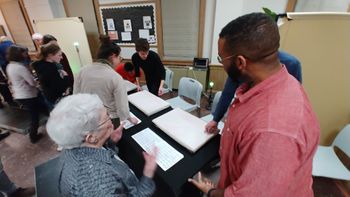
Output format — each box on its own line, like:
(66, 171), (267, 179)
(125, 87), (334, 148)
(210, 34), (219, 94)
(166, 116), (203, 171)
(56, 145), (63, 151)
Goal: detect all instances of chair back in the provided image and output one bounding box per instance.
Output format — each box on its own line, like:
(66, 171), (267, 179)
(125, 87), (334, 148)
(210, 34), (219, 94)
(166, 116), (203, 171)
(164, 68), (173, 91)
(178, 77), (203, 107)
(211, 91), (222, 114)
(333, 124), (350, 157)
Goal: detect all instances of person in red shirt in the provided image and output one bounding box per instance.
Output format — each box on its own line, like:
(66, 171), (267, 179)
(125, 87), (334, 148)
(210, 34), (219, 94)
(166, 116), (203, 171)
(188, 13), (320, 197)
(115, 62), (140, 83)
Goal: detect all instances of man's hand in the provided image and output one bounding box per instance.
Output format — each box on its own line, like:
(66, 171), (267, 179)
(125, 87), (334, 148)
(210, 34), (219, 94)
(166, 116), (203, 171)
(110, 123), (124, 143)
(205, 120), (219, 134)
(128, 117), (139, 125)
(188, 172), (215, 194)
(158, 88), (163, 96)
(137, 85), (142, 91)
(143, 147), (159, 178)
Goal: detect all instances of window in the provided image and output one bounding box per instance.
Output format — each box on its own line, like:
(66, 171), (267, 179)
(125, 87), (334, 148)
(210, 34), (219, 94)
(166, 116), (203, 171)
(161, 0), (201, 60)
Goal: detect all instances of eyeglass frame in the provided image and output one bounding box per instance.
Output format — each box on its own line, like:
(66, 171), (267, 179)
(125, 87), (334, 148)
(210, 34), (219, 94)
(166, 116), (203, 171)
(217, 54), (236, 64)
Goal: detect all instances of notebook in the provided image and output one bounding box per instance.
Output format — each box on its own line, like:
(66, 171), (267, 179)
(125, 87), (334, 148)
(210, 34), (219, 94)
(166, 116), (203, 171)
(128, 90), (170, 116)
(132, 128), (184, 171)
(122, 112), (141, 130)
(152, 108), (215, 153)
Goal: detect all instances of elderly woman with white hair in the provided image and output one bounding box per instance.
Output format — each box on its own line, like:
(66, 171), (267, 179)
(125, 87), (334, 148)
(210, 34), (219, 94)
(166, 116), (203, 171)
(46, 93), (157, 197)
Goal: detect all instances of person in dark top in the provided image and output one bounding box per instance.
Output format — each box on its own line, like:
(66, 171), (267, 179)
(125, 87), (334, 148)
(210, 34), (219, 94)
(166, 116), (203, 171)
(132, 38), (165, 96)
(0, 36), (16, 108)
(32, 43), (70, 111)
(42, 34), (74, 89)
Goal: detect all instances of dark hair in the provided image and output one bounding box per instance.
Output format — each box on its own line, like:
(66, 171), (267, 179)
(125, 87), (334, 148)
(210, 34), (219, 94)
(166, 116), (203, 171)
(219, 13), (279, 62)
(40, 43), (61, 59)
(42, 34), (57, 45)
(7, 45), (28, 62)
(134, 38), (149, 52)
(97, 35), (121, 60)
(124, 62), (134, 72)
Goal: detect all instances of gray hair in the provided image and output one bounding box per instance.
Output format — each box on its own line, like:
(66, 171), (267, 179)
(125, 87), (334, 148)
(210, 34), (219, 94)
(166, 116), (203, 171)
(46, 94), (104, 149)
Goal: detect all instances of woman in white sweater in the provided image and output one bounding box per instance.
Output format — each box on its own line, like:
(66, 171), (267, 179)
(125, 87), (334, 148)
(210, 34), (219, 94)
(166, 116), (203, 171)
(6, 45), (45, 143)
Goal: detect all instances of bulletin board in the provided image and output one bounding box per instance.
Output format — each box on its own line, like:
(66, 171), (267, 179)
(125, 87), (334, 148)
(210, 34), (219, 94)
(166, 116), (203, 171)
(99, 3), (157, 45)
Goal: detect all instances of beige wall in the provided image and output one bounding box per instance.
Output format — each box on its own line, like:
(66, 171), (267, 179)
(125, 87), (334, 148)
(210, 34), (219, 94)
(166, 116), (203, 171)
(279, 13), (350, 145)
(64, 0), (100, 59)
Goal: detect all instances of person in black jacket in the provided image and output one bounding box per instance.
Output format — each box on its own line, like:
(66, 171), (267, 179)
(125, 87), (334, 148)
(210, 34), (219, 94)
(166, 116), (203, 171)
(32, 43), (70, 111)
(42, 34), (74, 89)
(132, 38), (165, 96)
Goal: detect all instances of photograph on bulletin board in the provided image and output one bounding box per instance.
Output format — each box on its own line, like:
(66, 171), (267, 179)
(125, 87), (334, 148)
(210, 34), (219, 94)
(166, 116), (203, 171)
(100, 3), (157, 45)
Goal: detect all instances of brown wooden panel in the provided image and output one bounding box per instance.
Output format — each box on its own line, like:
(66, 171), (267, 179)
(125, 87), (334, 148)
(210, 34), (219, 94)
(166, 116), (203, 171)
(208, 65), (226, 91)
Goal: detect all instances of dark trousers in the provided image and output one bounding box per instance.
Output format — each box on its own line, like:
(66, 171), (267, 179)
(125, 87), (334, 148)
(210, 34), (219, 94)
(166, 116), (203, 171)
(147, 81), (160, 96)
(15, 97), (44, 137)
(0, 84), (13, 104)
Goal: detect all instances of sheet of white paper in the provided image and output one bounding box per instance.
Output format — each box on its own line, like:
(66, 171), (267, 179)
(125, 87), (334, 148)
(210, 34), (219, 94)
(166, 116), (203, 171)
(123, 19), (132, 32)
(124, 80), (137, 92)
(152, 108), (214, 153)
(121, 32), (132, 41)
(139, 29), (149, 40)
(122, 112), (141, 130)
(106, 18), (115, 30)
(143, 16), (152, 29)
(132, 128), (184, 171)
(128, 91), (170, 116)
(148, 35), (156, 44)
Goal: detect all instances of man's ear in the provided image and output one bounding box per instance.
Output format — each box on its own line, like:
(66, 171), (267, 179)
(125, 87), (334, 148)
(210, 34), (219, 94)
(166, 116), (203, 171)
(236, 55), (248, 70)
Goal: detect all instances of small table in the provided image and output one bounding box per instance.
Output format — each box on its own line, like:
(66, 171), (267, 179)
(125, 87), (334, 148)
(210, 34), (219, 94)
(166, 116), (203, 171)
(118, 103), (220, 196)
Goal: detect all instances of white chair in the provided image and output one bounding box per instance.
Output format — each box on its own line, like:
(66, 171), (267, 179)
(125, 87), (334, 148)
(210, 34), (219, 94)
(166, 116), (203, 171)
(200, 91), (225, 133)
(166, 77), (203, 112)
(162, 68), (173, 93)
(312, 124), (350, 180)
(141, 68), (173, 93)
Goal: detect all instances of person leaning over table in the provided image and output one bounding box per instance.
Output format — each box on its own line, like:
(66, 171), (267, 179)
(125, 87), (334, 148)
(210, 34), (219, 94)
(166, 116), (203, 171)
(46, 93), (158, 197)
(189, 12), (320, 197)
(132, 38), (165, 96)
(74, 35), (138, 127)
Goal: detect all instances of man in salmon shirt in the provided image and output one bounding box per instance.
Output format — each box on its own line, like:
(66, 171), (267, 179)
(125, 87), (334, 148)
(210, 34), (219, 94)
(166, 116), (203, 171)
(189, 12), (320, 197)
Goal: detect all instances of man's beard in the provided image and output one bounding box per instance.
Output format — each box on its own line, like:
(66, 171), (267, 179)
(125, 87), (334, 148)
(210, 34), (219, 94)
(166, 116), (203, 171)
(227, 61), (242, 81)
(226, 61), (251, 85)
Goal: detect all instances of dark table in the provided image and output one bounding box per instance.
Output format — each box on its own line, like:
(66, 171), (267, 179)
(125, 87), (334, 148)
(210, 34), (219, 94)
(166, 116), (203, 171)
(118, 103), (220, 196)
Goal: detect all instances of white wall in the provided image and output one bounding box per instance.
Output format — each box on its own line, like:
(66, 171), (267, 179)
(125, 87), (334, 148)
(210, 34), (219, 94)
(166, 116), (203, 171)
(210, 0), (288, 64)
(23, 0), (55, 32)
(295, 0), (349, 12)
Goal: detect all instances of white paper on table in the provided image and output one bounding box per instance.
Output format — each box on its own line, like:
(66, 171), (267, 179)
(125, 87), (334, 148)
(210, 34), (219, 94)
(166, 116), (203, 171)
(128, 90), (170, 116)
(123, 19), (132, 32)
(124, 80), (137, 92)
(122, 112), (141, 129)
(152, 108), (215, 153)
(139, 29), (150, 40)
(143, 16), (152, 29)
(132, 128), (184, 171)
(106, 18), (115, 30)
(121, 32), (132, 41)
